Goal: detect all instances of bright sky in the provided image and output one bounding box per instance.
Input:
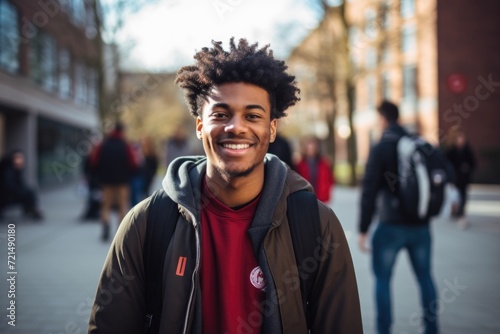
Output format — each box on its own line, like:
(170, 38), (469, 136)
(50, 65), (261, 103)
(118, 0), (321, 72)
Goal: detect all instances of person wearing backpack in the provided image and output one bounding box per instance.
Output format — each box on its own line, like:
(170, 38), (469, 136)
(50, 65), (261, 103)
(358, 100), (440, 334)
(88, 38), (362, 334)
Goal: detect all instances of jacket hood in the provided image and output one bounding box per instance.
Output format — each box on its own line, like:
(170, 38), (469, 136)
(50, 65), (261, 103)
(161, 154), (313, 223)
(382, 122), (408, 141)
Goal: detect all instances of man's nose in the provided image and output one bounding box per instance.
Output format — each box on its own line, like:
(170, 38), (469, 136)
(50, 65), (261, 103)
(224, 116), (247, 134)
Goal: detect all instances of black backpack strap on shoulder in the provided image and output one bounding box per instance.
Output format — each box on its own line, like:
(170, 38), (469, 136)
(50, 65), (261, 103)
(143, 189), (179, 333)
(287, 190), (322, 330)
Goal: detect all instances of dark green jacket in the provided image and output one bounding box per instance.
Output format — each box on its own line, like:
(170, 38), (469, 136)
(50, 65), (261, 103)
(88, 155), (362, 333)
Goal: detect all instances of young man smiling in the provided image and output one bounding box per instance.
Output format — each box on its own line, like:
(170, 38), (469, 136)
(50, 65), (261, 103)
(88, 38), (362, 334)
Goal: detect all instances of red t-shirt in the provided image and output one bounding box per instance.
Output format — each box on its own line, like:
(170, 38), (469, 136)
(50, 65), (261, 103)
(200, 182), (265, 334)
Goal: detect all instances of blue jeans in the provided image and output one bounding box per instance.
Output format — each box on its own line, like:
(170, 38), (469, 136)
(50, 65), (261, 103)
(372, 223), (438, 334)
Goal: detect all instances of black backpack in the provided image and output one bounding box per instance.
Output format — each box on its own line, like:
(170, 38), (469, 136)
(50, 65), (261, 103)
(397, 135), (450, 220)
(143, 189), (321, 333)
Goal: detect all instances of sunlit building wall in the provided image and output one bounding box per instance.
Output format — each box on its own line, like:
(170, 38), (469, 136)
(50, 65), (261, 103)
(0, 0), (100, 187)
(348, 0), (438, 166)
(351, 0), (500, 183)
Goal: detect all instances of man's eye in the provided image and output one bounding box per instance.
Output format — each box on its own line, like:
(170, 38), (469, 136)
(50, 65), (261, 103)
(212, 112), (227, 118)
(247, 114), (261, 120)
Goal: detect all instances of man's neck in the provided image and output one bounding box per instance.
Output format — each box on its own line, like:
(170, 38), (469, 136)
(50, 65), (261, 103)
(205, 167), (265, 208)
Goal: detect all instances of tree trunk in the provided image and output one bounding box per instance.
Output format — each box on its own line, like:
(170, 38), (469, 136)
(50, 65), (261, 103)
(346, 83), (357, 186)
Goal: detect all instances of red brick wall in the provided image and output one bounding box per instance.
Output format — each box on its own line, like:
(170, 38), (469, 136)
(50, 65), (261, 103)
(437, 0), (500, 183)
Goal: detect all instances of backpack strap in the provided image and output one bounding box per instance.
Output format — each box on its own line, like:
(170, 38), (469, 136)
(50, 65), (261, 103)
(143, 189), (179, 333)
(286, 190), (322, 330)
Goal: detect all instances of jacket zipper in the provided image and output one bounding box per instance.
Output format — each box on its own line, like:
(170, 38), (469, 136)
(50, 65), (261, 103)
(182, 211), (200, 334)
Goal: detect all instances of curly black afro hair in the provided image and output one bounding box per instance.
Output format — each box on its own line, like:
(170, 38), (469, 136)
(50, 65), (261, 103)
(175, 37), (300, 119)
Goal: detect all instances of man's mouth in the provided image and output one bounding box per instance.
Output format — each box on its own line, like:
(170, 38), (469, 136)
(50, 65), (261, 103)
(221, 143), (251, 150)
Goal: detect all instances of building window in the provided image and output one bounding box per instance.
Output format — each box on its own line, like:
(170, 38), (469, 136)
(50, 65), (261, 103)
(0, 0), (19, 73)
(87, 68), (98, 107)
(364, 9), (377, 40)
(401, 26), (416, 53)
(29, 31), (57, 92)
(400, 0), (415, 18)
(367, 75), (376, 108)
(382, 72), (391, 99)
(365, 47), (377, 69)
(58, 48), (72, 99)
(74, 62), (86, 104)
(349, 27), (360, 66)
(402, 65), (417, 102)
(69, 0), (86, 26)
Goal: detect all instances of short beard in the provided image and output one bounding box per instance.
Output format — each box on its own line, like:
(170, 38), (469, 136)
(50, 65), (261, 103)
(216, 163), (257, 180)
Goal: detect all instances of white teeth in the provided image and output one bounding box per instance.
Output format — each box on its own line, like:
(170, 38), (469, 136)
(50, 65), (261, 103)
(223, 143), (250, 150)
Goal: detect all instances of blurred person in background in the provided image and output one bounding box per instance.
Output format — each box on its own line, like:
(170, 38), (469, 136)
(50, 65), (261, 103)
(164, 127), (192, 169)
(80, 149), (101, 221)
(358, 100), (439, 334)
(140, 136), (159, 196)
(267, 132), (294, 170)
(0, 149), (43, 221)
(444, 127), (476, 229)
(91, 122), (138, 241)
(295, 136), (335, 203)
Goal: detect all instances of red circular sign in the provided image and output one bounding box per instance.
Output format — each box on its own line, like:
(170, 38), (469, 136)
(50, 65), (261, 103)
(447, 74), (467, 94)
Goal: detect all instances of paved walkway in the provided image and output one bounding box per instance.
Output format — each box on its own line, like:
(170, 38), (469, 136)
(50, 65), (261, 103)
(0, 179), (499, 333)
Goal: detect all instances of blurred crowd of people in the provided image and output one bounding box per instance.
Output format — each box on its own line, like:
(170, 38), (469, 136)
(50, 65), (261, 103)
(75, 121), (338, 241)
(0, 114), (476, 243)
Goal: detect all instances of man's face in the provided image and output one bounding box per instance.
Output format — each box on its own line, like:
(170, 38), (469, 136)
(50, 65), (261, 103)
(196, 82), (277, 179)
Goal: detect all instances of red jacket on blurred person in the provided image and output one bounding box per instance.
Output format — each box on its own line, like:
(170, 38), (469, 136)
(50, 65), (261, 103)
(295, 136), (335, 203)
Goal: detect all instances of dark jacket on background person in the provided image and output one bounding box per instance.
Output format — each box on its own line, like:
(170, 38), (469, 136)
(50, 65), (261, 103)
(359, 123), (429, 233)
(88, 155), (362, 334)
(268, 134), (294, 169)
(141, 155), (159, 195)
(445, 144), (476, 188)
(91, 130), (138, 185)
(0, 150), (42, 219)
(0, 154), (29, 202)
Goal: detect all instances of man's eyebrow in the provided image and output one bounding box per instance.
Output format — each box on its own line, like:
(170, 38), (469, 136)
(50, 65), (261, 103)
(246, 104), (266, 112)
(211, 102), (230, 110)
(211, 103), (267, 112)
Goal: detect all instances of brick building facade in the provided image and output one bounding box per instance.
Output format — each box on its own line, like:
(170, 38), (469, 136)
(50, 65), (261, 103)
(437, 0), (500, 183)
(0, 0), (100, 187)
(288, 0), (500, 183)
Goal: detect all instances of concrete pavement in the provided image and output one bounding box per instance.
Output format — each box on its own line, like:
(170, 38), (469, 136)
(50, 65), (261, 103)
(0, 179), (498, 333)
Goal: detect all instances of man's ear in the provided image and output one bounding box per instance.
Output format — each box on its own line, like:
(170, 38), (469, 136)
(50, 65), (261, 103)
(196, 117), (203, 139)
(270, 119), (277, 143)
